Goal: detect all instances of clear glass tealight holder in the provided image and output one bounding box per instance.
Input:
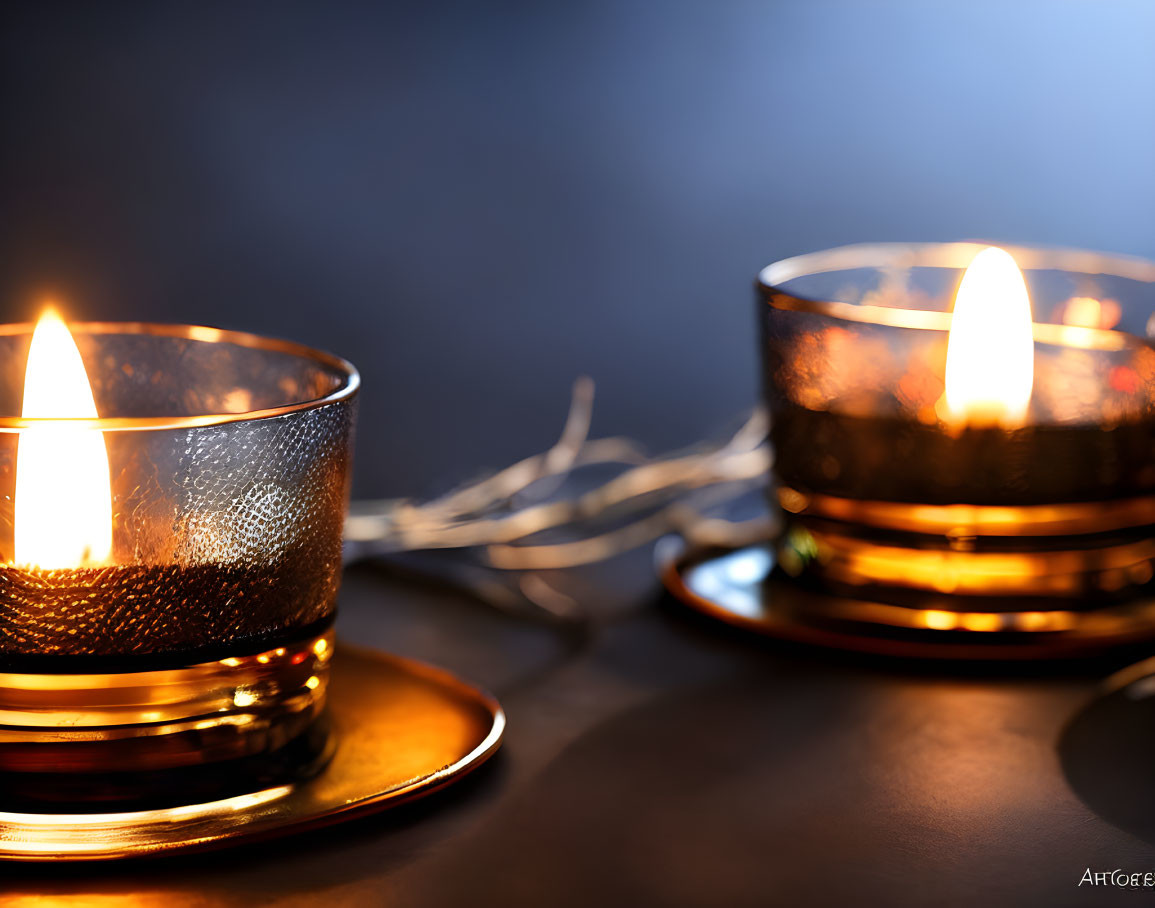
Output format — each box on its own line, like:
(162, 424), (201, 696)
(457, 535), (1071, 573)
(0, 322), (358, 806)
(759, 243), (1155, 653)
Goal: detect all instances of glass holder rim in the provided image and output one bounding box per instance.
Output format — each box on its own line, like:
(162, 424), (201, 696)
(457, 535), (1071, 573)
(0, 320), (360, 433)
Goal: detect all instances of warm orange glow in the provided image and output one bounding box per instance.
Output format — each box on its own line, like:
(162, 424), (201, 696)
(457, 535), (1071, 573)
(943, 246), (1035, 426)
(14, 309), (112, 568)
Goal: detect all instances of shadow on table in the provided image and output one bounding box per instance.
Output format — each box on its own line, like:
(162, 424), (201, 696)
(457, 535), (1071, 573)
(1059, 669), (1155, 845)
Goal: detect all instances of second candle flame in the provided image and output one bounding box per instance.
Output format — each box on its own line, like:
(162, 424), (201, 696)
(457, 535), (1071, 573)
(14, 309), (112, 569)
(943, 246), (1035, 427)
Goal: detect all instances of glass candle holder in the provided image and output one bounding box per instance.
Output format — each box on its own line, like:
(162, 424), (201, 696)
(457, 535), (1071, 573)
(0, 323), (357, 806)
(758, 243), (1155, 652)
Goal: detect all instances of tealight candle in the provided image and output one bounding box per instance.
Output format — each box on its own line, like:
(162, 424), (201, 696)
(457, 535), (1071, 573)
(758, 242), (1155, 654)
(0, 313), (357, 806)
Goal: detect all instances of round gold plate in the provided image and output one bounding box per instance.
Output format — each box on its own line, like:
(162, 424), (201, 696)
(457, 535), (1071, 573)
(659, 538), (1155, 660)
(0, 644), (505, 861)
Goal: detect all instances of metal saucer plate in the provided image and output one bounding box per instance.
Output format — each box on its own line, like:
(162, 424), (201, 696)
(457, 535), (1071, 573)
(659, 537), (1155, 660)
(0, 644), (505, 861)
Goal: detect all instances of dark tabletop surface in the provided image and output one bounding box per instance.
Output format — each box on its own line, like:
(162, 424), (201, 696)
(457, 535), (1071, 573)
(3, 2), (1155, 905)
(1, 549), (1154, 907)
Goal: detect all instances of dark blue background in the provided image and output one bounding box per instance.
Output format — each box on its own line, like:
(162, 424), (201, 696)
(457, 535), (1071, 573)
(1, 0), (1152, 497)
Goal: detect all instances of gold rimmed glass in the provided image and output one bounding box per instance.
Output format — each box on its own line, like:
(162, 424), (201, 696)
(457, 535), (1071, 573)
(758, 243), (1155, 647)
(0, 322), (358, 804)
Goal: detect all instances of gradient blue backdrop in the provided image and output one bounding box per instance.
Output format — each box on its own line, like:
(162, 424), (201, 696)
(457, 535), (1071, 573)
(1, 0), (1152, 496)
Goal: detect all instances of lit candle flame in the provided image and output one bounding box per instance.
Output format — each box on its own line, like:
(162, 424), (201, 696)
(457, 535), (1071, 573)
(14, 309), (112, 568)
(943, 246), (1035, 426)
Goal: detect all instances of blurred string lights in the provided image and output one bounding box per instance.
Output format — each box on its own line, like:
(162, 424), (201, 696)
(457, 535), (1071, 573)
(343, 377), (771, 619)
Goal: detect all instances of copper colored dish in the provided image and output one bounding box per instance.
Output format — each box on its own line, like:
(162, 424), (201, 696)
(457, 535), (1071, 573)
(0, 644), (504, 861)
(660, 537), (1155, 660)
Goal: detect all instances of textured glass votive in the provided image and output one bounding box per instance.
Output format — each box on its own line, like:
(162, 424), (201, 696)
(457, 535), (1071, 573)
(758, 243), (1155, 645)
(0, 323), (357, 804)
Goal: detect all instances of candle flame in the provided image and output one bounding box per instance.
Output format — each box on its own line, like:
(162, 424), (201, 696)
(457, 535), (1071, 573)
(14, 309), (112, 568)
(943, 246), (1035, 426)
